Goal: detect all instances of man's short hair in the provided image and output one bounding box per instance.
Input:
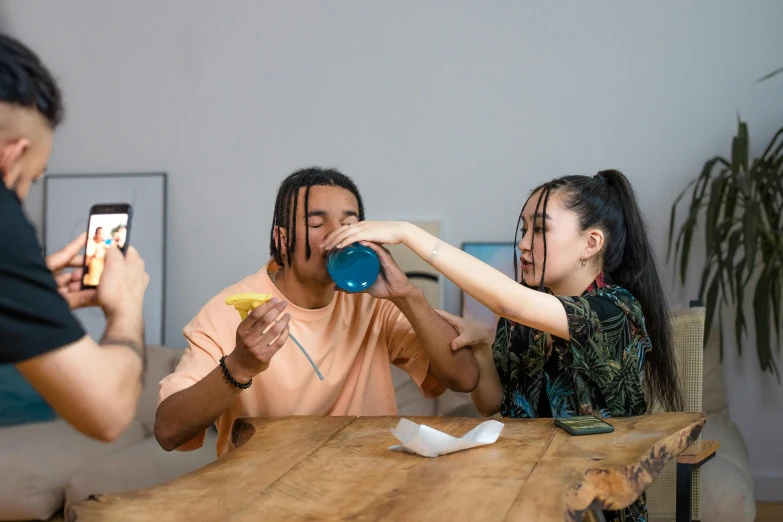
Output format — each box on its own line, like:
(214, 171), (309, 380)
(0, 33), (63, 128)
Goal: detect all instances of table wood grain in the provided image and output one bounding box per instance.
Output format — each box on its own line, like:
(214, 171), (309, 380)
(66, 412), (705, 522)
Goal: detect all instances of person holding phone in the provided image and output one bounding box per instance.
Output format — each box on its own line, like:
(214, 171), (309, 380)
(0, 33), (150, 441)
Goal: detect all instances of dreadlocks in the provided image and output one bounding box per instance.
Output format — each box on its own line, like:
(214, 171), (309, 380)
(270, 167), (365, 267)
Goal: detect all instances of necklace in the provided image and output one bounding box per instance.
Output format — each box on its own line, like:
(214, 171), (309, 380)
(270, 269), (281, 289)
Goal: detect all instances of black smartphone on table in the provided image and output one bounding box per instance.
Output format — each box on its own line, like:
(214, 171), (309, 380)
(81, 203), (132, 289)
(554, 415), (615, 436)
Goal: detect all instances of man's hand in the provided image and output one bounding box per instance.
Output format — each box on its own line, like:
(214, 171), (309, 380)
(225, 298), (291, 383)
(46, 232), (97, 309)
(98, 246), (150, 317)
(358, 241), (417, 301)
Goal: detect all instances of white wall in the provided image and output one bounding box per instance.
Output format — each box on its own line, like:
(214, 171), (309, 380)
(4, 0), (782, 500)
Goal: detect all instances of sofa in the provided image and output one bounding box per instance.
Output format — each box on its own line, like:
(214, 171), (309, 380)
(694, 329), (756, 521)
(0, 346), (216, 521)
(0, 332), (754, 521)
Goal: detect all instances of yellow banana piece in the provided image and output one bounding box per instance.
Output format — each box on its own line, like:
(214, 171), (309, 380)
(225, 293), (273, 320)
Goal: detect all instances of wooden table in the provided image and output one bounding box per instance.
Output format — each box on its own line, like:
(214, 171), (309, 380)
(67, 413), (705, 522)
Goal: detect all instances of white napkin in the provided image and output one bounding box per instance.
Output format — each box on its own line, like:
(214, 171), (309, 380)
(389, 418), (504, 458)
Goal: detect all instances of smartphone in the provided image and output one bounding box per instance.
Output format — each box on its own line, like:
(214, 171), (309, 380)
(81, 203), (132, 289)
(554, 415), (615, 436)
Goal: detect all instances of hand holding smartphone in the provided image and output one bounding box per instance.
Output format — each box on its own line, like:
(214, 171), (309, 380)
(81, 203), (132, 289)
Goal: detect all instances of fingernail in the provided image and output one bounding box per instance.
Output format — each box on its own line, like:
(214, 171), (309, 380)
(271, 297), (279, 304)
(280, 300), (288, 307)
(284, 313), (291, 319)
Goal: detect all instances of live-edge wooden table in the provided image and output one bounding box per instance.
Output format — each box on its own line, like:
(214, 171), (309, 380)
(67, 412), (705, 522)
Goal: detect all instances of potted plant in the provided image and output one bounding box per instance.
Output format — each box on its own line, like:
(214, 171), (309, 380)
(668, 67), (783, 381)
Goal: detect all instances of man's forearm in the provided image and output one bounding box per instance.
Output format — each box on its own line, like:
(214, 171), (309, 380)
(101, 308), (145, 367)
(154, 357), (246, 451)
(16, 334), (143, 442)
(470, 345), (503, 416)
(391, 288), (479, 392)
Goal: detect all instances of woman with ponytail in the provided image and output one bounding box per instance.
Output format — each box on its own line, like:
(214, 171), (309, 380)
(323, 169), (682, 522)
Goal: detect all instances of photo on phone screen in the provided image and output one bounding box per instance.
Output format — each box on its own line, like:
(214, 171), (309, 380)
(82, 204), (132, 288)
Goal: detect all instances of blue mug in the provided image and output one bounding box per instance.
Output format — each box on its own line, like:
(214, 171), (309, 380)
(327, 243), (380, 293)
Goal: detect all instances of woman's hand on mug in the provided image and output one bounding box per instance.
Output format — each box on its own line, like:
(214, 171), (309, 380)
(322, 221), (412, 251)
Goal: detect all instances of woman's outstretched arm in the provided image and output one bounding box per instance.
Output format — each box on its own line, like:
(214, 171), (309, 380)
(323, 221), (569, 340)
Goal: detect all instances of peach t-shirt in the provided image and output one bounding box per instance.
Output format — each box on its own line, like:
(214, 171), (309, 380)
(158, 261), (445, 457)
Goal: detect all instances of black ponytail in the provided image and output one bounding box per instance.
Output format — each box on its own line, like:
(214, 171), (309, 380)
(523, 170), (683, 412)
(598, 169), (682, 413)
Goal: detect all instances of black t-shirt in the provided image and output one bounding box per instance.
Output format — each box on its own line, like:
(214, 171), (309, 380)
(0, 182), (85, 363)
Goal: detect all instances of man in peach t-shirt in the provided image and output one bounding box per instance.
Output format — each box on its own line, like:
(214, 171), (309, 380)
(154, 168), (478, 457)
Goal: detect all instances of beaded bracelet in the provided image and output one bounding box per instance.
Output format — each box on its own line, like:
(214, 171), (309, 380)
(219, 355), (252, 389)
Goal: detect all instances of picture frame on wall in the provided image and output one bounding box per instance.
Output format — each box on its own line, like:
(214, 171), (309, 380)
(43, 172), (168, 345)
(460, 242), (518, 332)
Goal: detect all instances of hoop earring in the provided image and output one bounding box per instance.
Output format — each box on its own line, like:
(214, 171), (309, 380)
(581, 256), (587, 267)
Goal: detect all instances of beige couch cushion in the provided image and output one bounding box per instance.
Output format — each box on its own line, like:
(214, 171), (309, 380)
(392, 365), (437, 416)
(699, 327), (754, 521)
(701, 418), (756, 522)
(391, 365), (481, 417)
(702, 329), (730, 423)
(0, 419), (145, 521)
(65, 429), (218, 505)
(136, 345), (185, 436)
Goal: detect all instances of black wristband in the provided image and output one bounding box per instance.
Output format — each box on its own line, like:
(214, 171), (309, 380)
(219, 355), (252, 389)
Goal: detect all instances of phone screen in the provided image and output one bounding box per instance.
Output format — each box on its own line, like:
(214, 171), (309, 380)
(554, 415), (614, 436)
(82, 204), (131, 288)
(556, 416), (612, 431)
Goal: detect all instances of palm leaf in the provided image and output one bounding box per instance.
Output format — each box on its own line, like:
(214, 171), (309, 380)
(756, 65), (783, 84)
(772, 269), (782, 340)
(753, 267), (777, 381)
(667, 178), (697, 261)
(706, 175), (728, 254)
(732, 119), (749, 173)
(698, 260), (714, 302)
(703, 274), (721, 351)
(735, 264), (747, 356)
(678, 159), (722, 284)
(725, 227), (743, 299)
(743, 202), (759, 276)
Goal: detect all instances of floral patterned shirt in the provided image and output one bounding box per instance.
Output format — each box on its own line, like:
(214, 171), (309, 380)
(492, 273), (651, 522)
